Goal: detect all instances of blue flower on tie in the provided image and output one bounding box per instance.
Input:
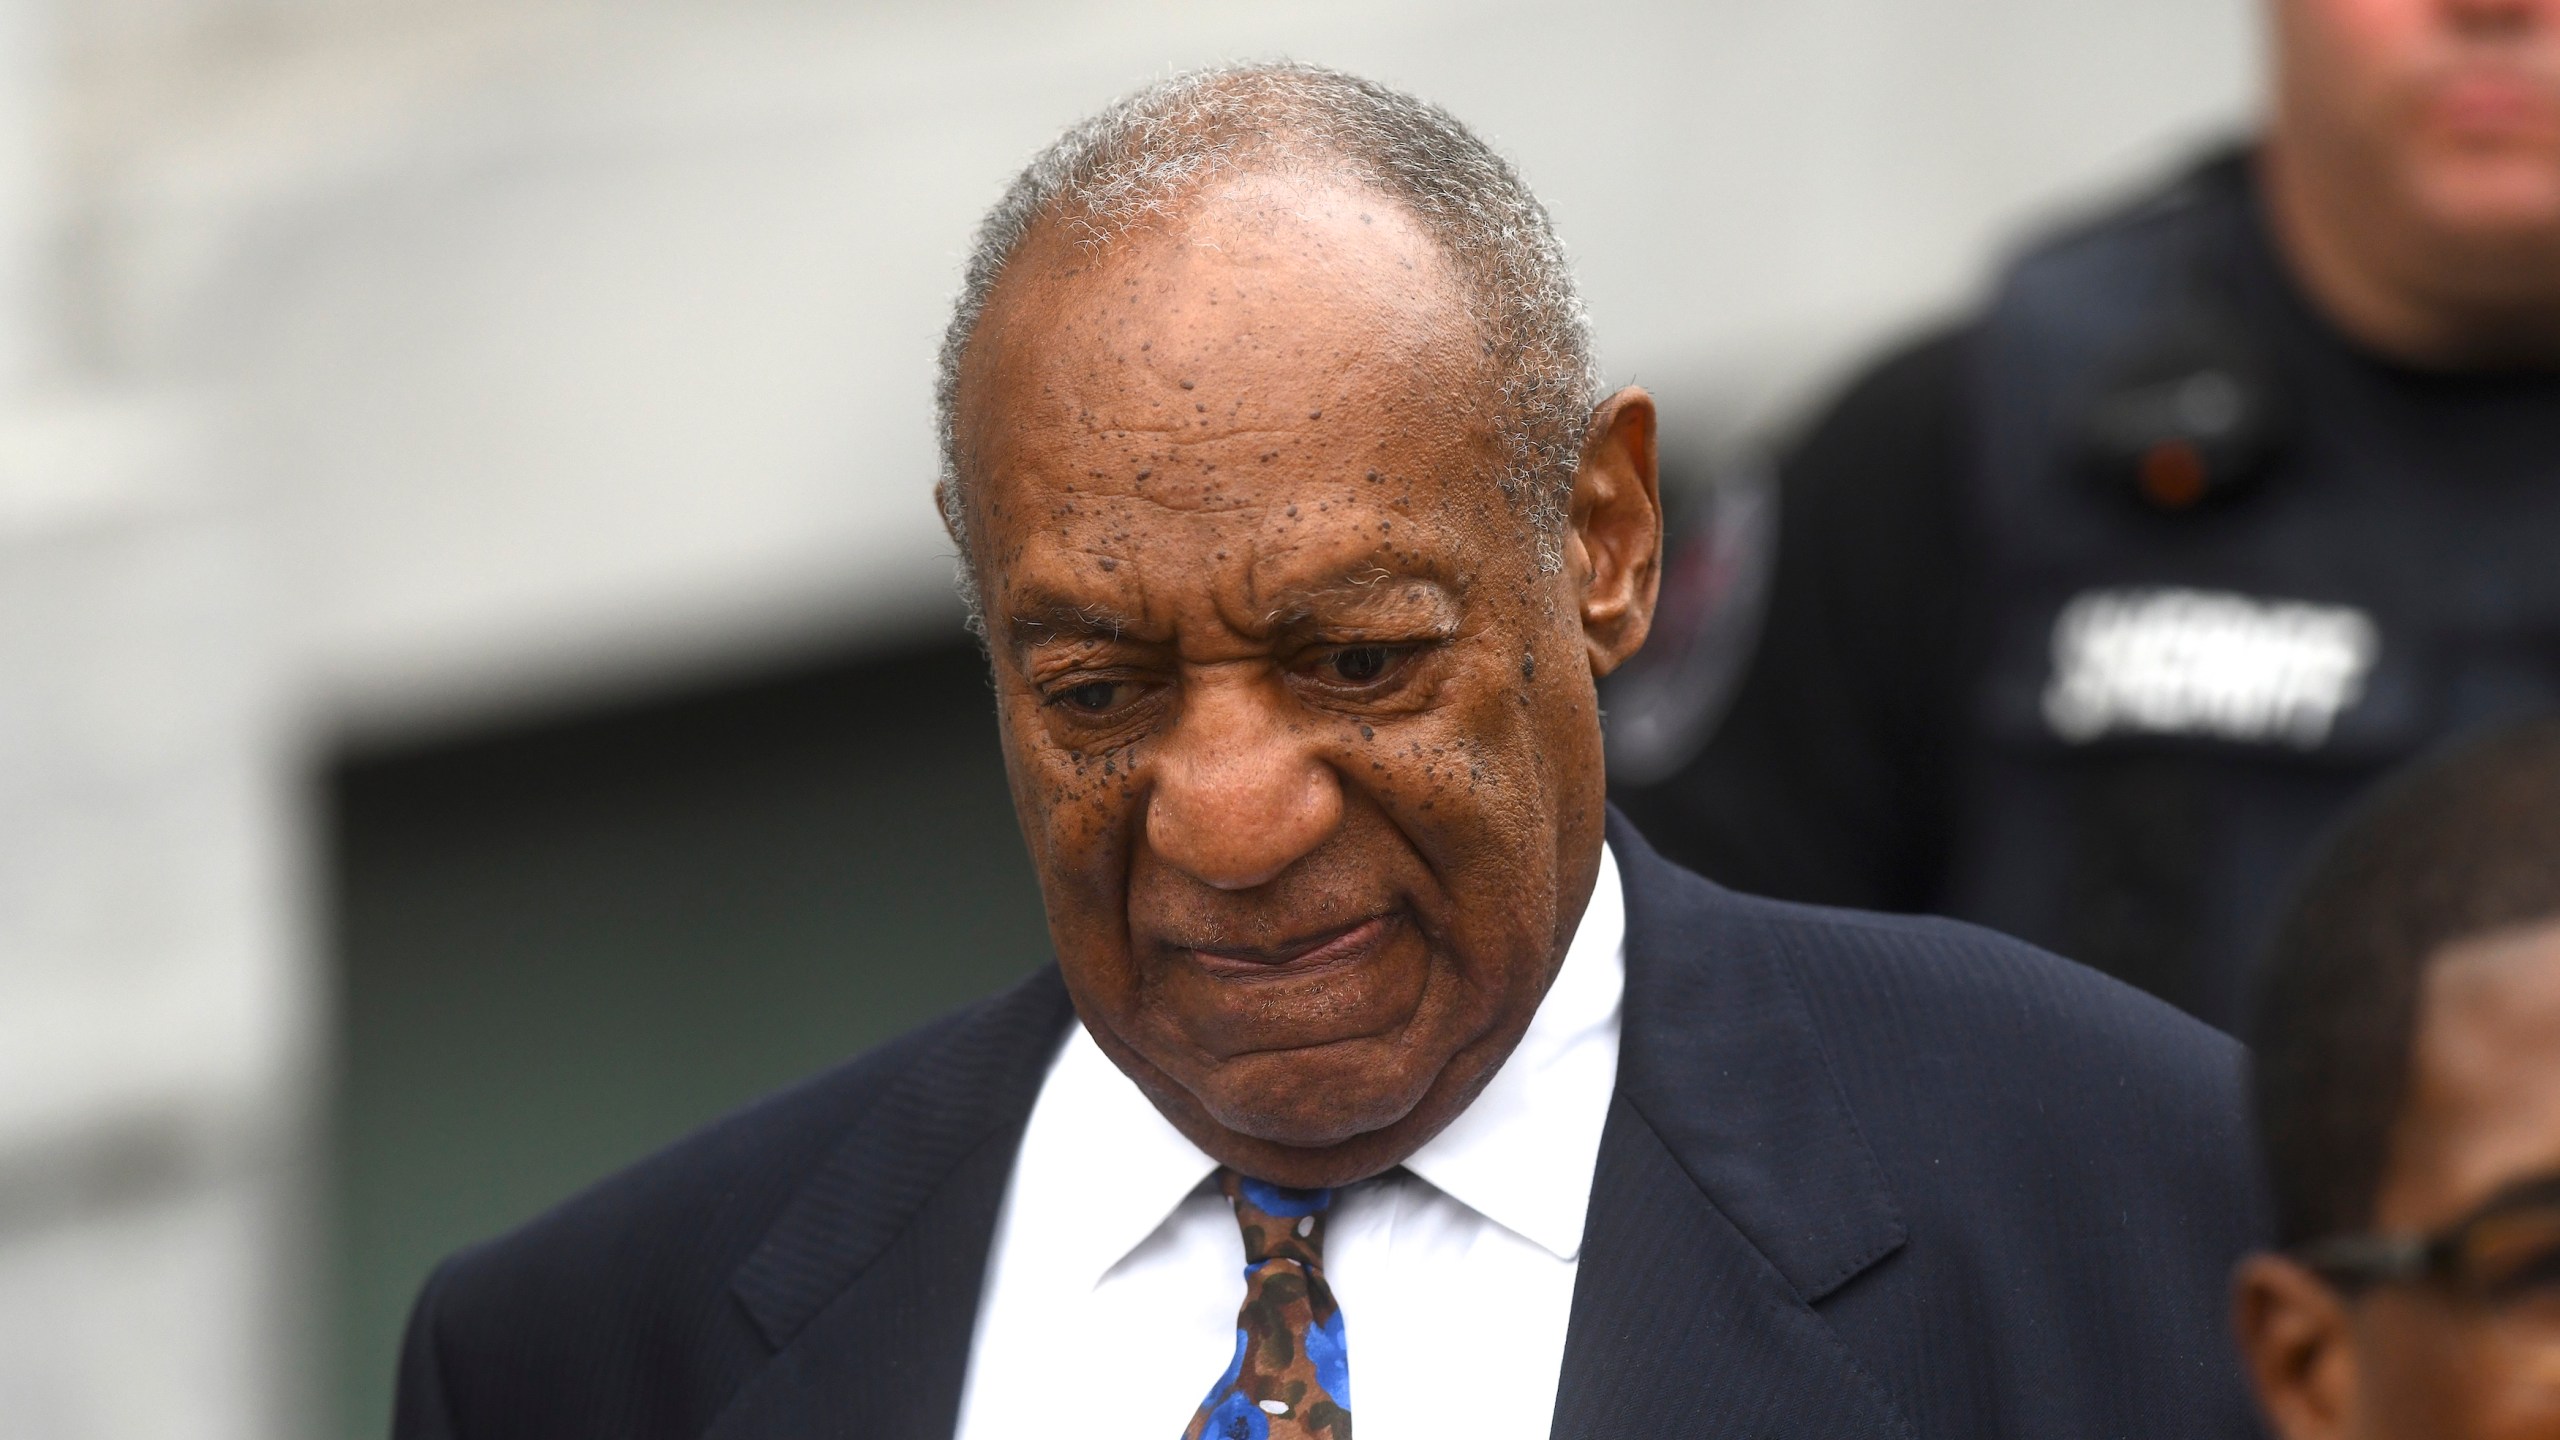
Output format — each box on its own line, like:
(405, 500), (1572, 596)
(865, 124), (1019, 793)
(1305, 1306), (1352, 1404)
(1200, 1387), (1272, 1440)
(1238, 1177), (1333, 1218)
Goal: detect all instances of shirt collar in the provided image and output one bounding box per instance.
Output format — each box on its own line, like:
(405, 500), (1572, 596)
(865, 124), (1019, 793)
(1021, 1013), (1222, 1290)
(1398, 842), (1626, 1261)
(1028, 841), (1629, 1284)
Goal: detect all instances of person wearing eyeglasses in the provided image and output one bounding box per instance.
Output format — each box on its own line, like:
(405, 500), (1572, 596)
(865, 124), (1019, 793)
(2239, 714), (2560, 1439)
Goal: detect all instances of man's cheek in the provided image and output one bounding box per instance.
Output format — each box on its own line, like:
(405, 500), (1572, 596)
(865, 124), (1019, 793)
(1023, 746), (1141, 883)
(995, 724), (1085, 863)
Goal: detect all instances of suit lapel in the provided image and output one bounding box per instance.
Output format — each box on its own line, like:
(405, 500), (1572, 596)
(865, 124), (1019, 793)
(1550, 814), (1913, 1440)
(709, 966), (1075, 1440)
(700, 817), (1910, 1439)
(1551, 1097), (1913, 1439)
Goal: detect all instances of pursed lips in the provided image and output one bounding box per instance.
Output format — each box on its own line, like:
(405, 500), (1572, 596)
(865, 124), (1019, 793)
(2428, 67), (2560, 140)
(1177, 912), (1402, 981)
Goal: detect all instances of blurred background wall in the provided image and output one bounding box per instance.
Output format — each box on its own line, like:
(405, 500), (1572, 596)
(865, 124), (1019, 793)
(0, 1), (2260, 1435)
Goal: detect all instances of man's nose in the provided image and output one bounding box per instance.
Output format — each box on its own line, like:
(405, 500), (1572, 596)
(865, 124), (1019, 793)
(1144, 676), (1344, 891)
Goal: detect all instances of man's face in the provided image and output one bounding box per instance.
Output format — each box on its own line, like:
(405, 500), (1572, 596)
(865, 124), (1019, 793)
(948, 171), (1658, 1188)
(2276, 0), (2560, 246)
(2239, 917), (2560, 1439)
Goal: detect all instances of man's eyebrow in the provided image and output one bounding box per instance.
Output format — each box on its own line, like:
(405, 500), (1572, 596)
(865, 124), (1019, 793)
(1261, 569), (1460, 630)
(1003, 596), (1146, 645)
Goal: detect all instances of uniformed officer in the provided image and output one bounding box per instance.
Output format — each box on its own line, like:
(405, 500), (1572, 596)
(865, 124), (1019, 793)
(1612, 0), (2560, 1029)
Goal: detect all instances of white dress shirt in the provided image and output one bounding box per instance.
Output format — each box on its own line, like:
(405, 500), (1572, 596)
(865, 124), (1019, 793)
(952, 845), (1625, 1439)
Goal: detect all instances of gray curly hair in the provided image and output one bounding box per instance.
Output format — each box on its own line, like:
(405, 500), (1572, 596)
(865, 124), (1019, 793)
(932, 61), (1603, 623)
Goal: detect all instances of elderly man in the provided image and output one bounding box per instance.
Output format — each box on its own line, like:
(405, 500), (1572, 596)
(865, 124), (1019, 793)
(2238, 717), (2560, 1438)
(393, 66), (2263, 1440)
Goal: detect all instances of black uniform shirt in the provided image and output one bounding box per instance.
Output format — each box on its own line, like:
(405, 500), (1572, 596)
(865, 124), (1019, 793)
(1614, 151), (2560, 1026)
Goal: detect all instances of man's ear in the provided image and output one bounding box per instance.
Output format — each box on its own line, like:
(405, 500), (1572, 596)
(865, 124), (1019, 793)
(1563, 385), (1662, 678)
(936, 477), (967, 549)
(2234, 1253), (2361, 1440)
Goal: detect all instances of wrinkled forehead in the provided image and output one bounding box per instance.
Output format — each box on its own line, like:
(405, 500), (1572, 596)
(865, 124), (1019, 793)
(1007, 159), (1474, 321)
(954, 172), (1491, 475)
(952, 173), (1525, 621)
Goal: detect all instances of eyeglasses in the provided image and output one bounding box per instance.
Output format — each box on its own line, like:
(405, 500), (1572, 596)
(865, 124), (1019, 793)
(2298, 1172), (2560, 1322)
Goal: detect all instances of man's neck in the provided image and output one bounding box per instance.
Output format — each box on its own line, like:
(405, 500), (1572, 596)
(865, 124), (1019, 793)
(2257, 135), (2560, 371)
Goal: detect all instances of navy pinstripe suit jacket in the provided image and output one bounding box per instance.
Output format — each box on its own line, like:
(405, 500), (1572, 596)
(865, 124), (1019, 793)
(394, 812), (2268, 1439)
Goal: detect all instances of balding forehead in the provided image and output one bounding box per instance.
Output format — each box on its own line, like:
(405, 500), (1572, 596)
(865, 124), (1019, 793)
(952, 174), (1489, 479)
(934, 63), (1600, 628)
(970, 174), (1469, 365)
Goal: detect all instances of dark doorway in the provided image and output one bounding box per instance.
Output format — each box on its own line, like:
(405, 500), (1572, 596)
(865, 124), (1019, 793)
(327, 636), (1051, 1435)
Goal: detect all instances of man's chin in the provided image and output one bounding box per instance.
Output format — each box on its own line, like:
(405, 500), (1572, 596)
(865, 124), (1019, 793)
(2410, 153), (2560, 237)
(1175, 1045), (1508, 1185)
(1092, 1005), (1517, 1182)
(1191, 1068), (1429, 1152)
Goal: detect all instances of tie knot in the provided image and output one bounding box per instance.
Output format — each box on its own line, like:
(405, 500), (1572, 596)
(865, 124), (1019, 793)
(1217, 1168), (1333, 1269)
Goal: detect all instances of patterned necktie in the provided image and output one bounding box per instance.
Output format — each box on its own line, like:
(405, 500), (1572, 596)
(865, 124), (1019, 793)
(1183, 1168), (1354, 1440)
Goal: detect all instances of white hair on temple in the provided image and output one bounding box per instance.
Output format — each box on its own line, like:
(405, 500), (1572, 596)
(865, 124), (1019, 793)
(932, 61), (1604, 623)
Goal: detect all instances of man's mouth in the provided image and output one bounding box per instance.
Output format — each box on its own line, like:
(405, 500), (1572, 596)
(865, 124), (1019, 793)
(1180, 913), (1400, 979)
(2428, 68), (2560, 144)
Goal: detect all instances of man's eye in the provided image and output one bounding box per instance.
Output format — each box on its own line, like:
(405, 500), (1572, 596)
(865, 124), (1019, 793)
(1056, 680), (1126, 714)
(1323, 646), (1398, 685)
(2465, 1206), (2560, 1304)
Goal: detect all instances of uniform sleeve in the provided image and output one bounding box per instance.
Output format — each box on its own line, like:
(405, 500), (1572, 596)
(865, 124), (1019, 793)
(1612, 324), (1975, 911)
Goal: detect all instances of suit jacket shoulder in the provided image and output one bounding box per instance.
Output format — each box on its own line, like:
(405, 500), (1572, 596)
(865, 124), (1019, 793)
(1747, 888), (2252, 1168)
(1594, 813), (2266, 1439)
(1809, 895), (2241, 1082)
(395, 968), (1074, 1440)
(1745, 892), (2264, 1314)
